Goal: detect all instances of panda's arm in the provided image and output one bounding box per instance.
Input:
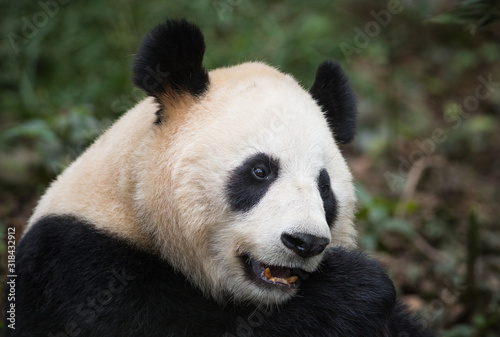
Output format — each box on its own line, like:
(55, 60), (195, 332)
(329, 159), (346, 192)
(8, 215), (237, 337)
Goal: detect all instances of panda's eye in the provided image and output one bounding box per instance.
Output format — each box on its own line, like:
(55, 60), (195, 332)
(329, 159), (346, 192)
(319, 184), (330, 196)
(252, 166), (269, 180)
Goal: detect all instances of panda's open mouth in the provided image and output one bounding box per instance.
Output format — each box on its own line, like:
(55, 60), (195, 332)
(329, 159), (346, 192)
(240, 254), (303, 288)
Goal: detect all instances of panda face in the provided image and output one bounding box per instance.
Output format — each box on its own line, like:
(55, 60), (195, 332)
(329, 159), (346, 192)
(134, 63), (357, 305)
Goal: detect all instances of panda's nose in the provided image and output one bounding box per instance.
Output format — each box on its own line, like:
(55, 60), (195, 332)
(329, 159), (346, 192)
(280, 232), (330, 258)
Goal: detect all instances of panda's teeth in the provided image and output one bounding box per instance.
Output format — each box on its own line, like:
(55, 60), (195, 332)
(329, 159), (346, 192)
(264, 267), (272, 280)
(243, 254), (300, 287)
(263, 266), (299, 285)
(267, 275), (298, 286)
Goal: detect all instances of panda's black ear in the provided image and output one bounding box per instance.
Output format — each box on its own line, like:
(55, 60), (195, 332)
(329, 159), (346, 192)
(309, 61), (357, 144)
(132, 19), (209, 99)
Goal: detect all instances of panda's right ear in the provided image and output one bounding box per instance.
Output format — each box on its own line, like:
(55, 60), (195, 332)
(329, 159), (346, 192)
(132, 19), (209, 107)
(309, 61), (357, 144)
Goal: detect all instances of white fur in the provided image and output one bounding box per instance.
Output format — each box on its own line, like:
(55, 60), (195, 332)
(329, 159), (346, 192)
(29, 62), (357, 306)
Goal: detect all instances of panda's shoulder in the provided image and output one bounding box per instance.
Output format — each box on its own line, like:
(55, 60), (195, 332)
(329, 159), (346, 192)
(19, 215), (191, 298)
(16, 215), (235, 336)
(19, 215), (152, 268)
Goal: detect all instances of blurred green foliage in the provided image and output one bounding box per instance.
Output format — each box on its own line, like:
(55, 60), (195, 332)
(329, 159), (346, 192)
(430, 0), (500, 33)
(1, 0), (500, 335)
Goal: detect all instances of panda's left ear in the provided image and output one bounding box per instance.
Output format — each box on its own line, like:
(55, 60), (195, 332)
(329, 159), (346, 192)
(132, 19), (209, 102)
(309, 61), (357, 144)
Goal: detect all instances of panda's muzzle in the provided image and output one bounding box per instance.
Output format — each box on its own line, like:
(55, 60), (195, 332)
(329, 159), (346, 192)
(241, 254), (303, 288)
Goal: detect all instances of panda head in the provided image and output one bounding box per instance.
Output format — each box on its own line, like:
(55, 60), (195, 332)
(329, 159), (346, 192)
(132, 19), (357, 305)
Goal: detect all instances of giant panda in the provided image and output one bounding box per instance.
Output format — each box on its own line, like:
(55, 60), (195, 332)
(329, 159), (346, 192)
(5, 19), (433, 337)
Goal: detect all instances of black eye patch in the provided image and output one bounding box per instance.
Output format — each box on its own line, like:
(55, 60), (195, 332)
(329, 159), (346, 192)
(226, 153), (280, 212)
(318, 169), (338, 227)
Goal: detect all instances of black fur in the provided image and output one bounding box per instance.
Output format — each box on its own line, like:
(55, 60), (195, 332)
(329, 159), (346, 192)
(132, 18), (209, 99)
(5, 215), (433, 337)
(309, 61), (357, 144)
(318, 168), (338, 227)
(389, 302), (435, 337)
(226, 153), (280, 212)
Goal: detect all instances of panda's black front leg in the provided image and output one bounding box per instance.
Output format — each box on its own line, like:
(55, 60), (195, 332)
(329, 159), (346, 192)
(235, 248), (434, 337)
